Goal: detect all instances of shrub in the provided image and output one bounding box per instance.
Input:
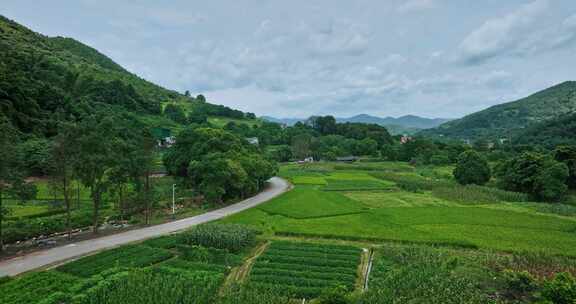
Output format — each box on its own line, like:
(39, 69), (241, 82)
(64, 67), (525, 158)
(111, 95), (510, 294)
(453, 150), (491, 186)
(318, 285), (351, 304)
(503, 270), (538, 294)
(541, 272), (576, 304)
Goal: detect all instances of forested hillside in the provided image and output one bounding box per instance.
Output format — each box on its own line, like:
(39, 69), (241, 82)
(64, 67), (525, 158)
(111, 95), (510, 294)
(513, 112), (576, 147)
(0, 15), (255, 136)
(420, 81), (576, 140)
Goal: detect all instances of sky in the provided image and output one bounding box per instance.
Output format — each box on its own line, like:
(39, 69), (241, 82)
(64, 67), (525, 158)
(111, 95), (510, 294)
(2, 0), (576, 119)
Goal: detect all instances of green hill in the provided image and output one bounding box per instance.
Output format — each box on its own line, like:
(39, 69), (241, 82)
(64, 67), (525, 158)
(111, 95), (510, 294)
(0, 15), (256, 135)
(513, 112), (576, 147)
(420, 81), (576, 140)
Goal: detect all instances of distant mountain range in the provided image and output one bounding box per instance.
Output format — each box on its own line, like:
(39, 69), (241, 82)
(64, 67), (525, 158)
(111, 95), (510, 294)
(261, 114), (452, 135)
(420, 81), (576, 140)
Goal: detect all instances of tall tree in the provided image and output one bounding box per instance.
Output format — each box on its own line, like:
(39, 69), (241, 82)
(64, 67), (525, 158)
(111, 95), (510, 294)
(70, 115), (118, 234)
(49, 124), (77, 239)
(554, 145), (576, 189)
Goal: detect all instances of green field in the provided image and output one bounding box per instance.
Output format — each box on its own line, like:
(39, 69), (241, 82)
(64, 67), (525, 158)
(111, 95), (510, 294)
(223, 162), (576, 256)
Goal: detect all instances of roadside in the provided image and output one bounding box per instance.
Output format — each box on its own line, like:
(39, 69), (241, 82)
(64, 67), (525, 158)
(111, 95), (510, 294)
(0, 177), (290, 277)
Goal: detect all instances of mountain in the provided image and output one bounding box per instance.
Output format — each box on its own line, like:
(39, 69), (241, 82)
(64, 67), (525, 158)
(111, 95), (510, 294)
(338, 114), (451, 129)
(420, 81), (576, 140)
(0, 15), (251, 136)
(513, 112), (576, 147)
(261, 114), (451, 135)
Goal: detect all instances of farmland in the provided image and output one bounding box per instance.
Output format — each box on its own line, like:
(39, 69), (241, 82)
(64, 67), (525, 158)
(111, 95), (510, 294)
(3, 162), (576, 303)
(223, 162), (576, 256)
(249, 241), (363, 298)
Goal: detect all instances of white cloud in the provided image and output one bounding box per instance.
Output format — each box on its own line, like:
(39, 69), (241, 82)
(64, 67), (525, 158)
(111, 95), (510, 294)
(457, 0), (550, 64)
(397, 0), (437, 13)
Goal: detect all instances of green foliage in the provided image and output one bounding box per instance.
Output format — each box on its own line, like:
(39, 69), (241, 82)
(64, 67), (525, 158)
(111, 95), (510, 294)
(0, 271), (78, 304)
(453, 150), (491, 185)
(250, 241), (361, 298)
(163, 104), (187, 124)
(164, 127), (275, 203)
(432, 184), (530, 204)
(554, 145), (576, 189)
(502, 270), (537, 294)
(540, 272), (576, 304)
(318, 285), (351, 304)
(56, 245), (173, 277)
(361, 246), (490, 304)
(183, 224), (256, 253)
(497, 152), (569, 201)
(73, 267), (223, 304)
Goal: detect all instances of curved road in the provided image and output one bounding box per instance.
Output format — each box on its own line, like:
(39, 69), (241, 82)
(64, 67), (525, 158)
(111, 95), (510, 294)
(0, 177), (290, 277)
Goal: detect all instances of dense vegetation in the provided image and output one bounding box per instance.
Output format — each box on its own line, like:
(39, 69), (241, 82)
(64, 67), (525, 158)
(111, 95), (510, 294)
(421, 81), (576, 140)
(0, 15), (273, 249)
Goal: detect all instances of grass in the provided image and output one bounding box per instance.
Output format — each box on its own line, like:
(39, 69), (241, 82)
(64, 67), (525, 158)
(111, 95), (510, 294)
(255, 185), (367, 219)
(221, 162), (576, 256)
(208, 117), (261, 128)
(323, 178), (395, 191)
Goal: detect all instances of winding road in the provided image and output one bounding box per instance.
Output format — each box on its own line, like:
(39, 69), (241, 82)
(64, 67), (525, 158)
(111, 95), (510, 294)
(0, 177), (290, 277)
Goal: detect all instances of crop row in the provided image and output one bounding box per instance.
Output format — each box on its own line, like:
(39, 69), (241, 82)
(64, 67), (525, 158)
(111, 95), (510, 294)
(250, 274), (345, 289)
(1, 271), (78, 304)
(175, 244), (243, 267)
(269, 240), (361, 254)
(73, 267), (223, 304)
(251, 267), (357, 283)
(159, 258), (228, 274)
(57, 245), (173, 277)
(258, 254), (358, 268)
(183, 224), (255, 253)
(249, 282), (328, 299)
(249, 241), (361, 299)
(264, 248), (360, 261)
(252, 261), (357, 276)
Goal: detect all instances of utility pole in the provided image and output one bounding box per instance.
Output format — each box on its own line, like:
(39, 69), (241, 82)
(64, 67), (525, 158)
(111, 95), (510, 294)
(172, 184), (176, 220)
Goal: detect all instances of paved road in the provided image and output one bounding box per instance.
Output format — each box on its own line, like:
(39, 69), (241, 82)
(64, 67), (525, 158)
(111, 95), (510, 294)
(0, 177), (290, 277)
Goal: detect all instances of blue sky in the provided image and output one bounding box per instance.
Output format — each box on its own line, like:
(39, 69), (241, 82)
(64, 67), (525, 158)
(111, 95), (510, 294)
(2, 0), (576, 118)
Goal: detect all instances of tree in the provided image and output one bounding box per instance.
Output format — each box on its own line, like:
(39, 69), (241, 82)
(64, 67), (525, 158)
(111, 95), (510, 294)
(49, 124), (77, 239)
(497, 152), (569, 202)
(196, 94), (206, 103)
(291, 134), (312, 160)
(0, 119), (36, 250)
(163, 104), (187, 124)
(554, 145), (576, 189)
(184, 90), (190, 97)
(70, 115), (119, 233)
(310, 116), (337, 135)
(453, 150), (491, 185)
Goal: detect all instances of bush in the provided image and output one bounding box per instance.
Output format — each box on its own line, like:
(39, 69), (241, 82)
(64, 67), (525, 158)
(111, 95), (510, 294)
(541, 272), (576, 304)
(453, 151), (491, 185)
(318, 285), (351, 304)
(503, 270), (538, 294)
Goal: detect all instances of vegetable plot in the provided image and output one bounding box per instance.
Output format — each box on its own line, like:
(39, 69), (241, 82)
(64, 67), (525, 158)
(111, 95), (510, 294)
(249, 241), (362, 299)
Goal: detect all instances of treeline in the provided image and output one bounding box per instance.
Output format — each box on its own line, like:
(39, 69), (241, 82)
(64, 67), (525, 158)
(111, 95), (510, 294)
(450, 145), (576, 202)
(222, 115), (394, 161)
(163, 127), (276, 203)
